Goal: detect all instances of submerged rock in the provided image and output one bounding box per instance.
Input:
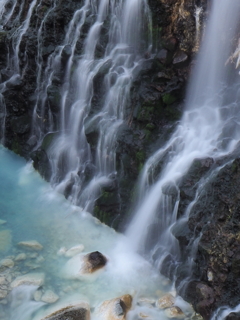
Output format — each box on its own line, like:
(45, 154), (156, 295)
(15, 253), (27, 261)
(0, 258), (14, 269)
(64, 244), (85, 257)
(41, 302), (90, 320)
(17, 240), (43, 251)
(10, 272), (45, 288)
(41, 290), (59, 304)
(81, 251), (107, 273)
(0, 289), (8, 299)
(137, 297), (156, 307)
(0, 230), (12, 252)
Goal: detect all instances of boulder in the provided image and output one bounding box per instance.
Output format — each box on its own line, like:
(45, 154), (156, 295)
(17, 240), (43, 251)
(81, 251), (107, 273)
(156, 294), (175, 309)
(41, 302), (90, 320)
(96, 294), (132, 320)
(11, 272), (45, 288)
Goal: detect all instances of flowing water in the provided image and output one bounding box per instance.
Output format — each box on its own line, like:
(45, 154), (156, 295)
(31, 0), (152, 213)
(126, 0), (240, 300)
(0, 146), (196, 320)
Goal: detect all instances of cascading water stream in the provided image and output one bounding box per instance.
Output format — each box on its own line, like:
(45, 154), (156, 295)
(126, 0), (240, 282)
(43, 0), (152, 211)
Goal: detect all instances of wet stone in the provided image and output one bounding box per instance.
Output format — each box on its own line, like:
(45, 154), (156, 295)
(41, 289), (59, 304)
(17, 240), (43, 251)
(156, 294), (175, 309)
(10, 272), (45, 288)
(165, 306), (185, 319)
(0, 259), (14, 268)
(15, 253), (27, 261)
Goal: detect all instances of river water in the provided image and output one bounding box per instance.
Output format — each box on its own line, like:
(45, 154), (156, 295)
(0, 146), (198, 319)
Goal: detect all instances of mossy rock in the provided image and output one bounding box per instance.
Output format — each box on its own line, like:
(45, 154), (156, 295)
(162, 93), (177, 105)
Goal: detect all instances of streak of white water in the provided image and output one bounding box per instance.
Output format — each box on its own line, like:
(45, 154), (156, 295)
(211, 304), (240, 320)
(45, 0), (152, 211)
(126, 0), (240, 262)
(10, 0), (37, 74)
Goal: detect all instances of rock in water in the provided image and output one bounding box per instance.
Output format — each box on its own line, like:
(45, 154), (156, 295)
(15, 253), (27, 261)
(81, 251), (107, 273)
(156, 294), (175, 309)
(96, 294), (132, 320)
(0, 230), (12, 252)
(11, 272), (45, 288)
(41, 290), (59, 304)
(0, 258), (14, 268)
(165, 306), (185, 319)
(64, 244), (84, 257)
(41, 302), (90, 320)
(17, 240), (43, 251)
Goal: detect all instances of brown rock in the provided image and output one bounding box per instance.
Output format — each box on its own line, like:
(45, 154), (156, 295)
(96, 294), (133, 320)
(164, 306), (185, 319)
(81, 251), (107, 273)
(156, 294), (175, 309)
(41, 302), (90, 320)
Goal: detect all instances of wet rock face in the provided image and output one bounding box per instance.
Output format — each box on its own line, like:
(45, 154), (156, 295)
(148, 0), (208, 53)
(178, 158), (240, 318)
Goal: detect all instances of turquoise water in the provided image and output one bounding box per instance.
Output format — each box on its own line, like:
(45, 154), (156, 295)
(0, 146), (185, 320)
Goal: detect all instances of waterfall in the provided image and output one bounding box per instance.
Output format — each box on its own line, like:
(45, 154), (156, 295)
(126, 0), (240, 274)
(0, 0), (152, 212)
(41, 0), (152, 211)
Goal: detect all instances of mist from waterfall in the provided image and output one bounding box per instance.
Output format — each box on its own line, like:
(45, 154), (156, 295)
(126, 0), (240, 275)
